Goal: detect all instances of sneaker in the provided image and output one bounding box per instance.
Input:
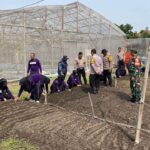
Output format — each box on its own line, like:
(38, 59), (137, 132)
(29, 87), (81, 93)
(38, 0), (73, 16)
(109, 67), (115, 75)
(36, 101), (40, 103)
(29, 99), (35, 102)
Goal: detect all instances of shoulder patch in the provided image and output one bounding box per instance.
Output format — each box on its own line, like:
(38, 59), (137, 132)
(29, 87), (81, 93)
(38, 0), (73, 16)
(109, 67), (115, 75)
(90, 56), (94, 64)
(108, 55), (113, 62)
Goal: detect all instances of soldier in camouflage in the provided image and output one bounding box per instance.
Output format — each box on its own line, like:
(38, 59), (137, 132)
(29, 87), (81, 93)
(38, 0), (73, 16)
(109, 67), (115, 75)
(128, 50), (142, 103)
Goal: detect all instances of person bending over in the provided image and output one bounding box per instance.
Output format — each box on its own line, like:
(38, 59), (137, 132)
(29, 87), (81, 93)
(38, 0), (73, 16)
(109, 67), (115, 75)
(67, 70), (81, 89)
(17, 74), (50, 103)
(51, 75), (69, 93)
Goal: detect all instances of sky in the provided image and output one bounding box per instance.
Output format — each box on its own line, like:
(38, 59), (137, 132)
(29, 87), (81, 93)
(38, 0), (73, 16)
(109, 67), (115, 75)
(0, 0), (149, 32)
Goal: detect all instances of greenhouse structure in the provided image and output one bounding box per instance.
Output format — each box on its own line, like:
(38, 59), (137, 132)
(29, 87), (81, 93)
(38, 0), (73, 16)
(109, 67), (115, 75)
(0, 2), (126, 79)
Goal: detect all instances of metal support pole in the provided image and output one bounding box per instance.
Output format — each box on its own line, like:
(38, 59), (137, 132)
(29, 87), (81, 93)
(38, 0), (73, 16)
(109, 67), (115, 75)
(135, 47), (150, 144)
(23, 11), (27, 76)
(61, 7), (64, 56)
(76, 2), (79, 33)
(108, 25), (111, 50)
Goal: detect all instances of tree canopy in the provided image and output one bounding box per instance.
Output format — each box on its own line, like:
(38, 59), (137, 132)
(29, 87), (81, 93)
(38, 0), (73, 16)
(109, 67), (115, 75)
(116, 24), (150, 39)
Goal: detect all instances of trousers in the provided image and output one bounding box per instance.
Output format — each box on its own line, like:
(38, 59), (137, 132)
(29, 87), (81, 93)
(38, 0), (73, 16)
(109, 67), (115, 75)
(90, 74), (100, 92)
(103, 70), (112, 86)
(77, 68), (87, 84)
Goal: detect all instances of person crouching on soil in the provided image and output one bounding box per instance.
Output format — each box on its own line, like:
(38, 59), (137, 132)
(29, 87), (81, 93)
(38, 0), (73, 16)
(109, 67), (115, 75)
(16, 74), (50, 103)
(67, 70), (81, 89)
(90, 49), (103, 94)
(0, 78), (14, 101)
(128, 50), (142, 103)
(51, 75), (70, 93)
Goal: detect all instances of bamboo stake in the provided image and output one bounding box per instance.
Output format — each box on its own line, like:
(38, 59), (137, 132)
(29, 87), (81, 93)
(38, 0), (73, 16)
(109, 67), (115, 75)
(44, 85), (48, 104)
(135, 47), (150, 144)
(88, 92), (96, 118)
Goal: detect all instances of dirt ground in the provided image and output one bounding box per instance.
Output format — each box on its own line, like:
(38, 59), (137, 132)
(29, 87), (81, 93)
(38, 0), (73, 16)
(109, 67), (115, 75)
(0, 77), (150, 150)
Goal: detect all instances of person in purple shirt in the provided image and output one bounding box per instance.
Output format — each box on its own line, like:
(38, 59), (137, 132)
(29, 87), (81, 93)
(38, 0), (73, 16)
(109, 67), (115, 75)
(17, 74), (50, 103)
(67, 70), (81, 89)
(51, 75), (69, 93)
(27, 53), (42, 75)
(0, 78), (14, 101)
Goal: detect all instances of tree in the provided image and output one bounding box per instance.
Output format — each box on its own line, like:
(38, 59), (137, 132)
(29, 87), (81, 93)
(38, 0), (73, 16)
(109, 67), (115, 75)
(139, 27), (150, 38)
(116, 24), (134, 39)
(116, 24), (150, 39)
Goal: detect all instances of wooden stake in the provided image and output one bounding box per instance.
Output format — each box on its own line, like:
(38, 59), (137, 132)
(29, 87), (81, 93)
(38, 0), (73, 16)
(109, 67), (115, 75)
(135, 47), (150, 144)
(44, 85), (48, 105)
(88, 92), (96, 118)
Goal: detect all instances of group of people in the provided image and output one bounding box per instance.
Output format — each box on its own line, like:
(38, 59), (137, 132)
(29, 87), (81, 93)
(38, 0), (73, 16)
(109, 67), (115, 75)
(116, 47), (143, 102)
(0, 47), (143, 103)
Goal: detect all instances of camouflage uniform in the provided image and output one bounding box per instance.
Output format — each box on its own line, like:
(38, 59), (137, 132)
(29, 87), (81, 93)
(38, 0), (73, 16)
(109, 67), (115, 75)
(128, 55), (141, 102)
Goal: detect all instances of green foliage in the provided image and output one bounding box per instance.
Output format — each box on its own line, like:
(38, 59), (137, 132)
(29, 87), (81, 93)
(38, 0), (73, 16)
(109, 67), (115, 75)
(116, 24), (150, 39)
(140, 29), (150, 38)
(8, 83), (29, 100)
(0, 138), (39, 150)
(116, 24), (135, 39)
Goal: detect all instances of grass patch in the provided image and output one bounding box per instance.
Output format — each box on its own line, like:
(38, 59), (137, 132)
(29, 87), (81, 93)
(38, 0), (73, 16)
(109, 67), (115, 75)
(8, 83), (29, 100)
(0, 138), (39, 150)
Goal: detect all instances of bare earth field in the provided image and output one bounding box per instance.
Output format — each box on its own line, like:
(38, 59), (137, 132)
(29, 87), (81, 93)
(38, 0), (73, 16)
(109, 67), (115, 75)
(0, 77), (150, 150)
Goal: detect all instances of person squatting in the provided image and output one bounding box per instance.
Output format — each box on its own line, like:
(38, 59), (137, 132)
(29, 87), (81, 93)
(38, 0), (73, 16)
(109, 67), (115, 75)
(0, 48), (143, 103)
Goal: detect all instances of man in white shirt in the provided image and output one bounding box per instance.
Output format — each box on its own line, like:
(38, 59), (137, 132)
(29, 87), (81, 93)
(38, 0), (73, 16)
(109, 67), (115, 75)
(75, 52), (87, 85)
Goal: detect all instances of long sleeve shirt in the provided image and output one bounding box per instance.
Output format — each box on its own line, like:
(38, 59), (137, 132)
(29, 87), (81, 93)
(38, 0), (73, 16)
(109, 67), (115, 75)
(103, 54), (113, 70)
(67, 74), (80, 85)
(18, 74), (42, 97)
(18, 86), (25, 97)
(90, 54), (103, 75)
(52, 79), (68, 92)
(58, 60), (68, 76)
(27, 58), (42, 75)
(0, 87), (14, 100)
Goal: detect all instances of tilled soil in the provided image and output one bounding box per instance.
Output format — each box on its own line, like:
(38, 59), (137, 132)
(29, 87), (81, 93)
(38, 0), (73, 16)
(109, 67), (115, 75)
(0, 77), (150, 150)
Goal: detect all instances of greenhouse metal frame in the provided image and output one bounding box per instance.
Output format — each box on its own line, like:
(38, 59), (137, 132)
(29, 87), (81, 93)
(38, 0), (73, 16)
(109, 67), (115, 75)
(0, 2), (126, 79)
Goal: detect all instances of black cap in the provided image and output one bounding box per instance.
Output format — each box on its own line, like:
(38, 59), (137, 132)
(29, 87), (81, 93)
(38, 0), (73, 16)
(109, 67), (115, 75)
(62, 55), (69, 61)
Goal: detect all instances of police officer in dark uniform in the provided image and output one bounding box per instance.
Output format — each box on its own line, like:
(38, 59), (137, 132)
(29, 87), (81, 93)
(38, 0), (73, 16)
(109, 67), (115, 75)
(58, 56), (69, 79)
